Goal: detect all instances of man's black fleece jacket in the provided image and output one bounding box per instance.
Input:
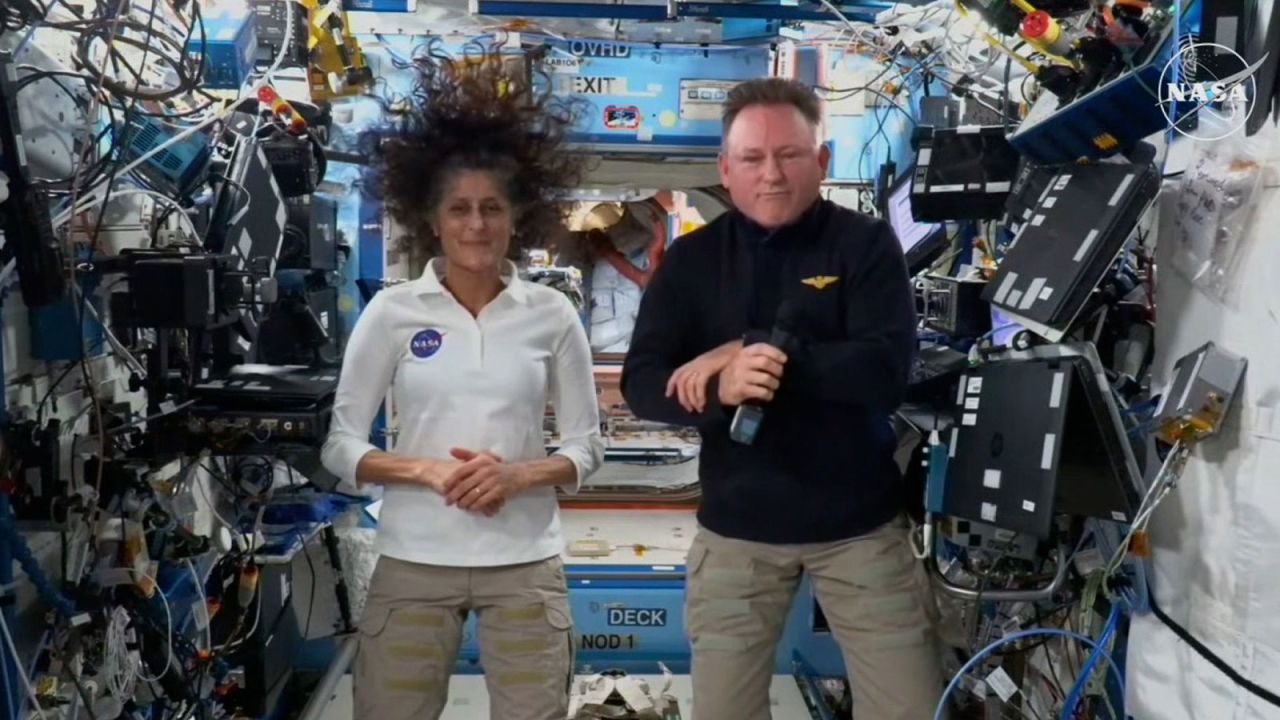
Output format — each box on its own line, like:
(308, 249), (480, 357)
(620, 199), (917, 544)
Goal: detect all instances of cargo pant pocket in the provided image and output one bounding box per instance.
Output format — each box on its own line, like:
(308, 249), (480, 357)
(354, 602), (462, 720)
(477, 571), (575, 720)
(684, 533), (794, 653)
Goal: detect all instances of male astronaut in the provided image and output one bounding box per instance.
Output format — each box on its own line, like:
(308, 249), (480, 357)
(620, 77), (945, 719)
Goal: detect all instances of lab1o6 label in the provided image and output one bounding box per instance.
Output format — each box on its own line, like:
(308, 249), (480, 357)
(544, 56), (581, 74)
(409, 329), (443, 359)
(607, 608), (667, 627)
(579, 633), (639, 650)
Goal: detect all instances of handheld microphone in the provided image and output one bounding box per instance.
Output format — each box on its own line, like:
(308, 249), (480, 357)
(729, 301), (799, 445)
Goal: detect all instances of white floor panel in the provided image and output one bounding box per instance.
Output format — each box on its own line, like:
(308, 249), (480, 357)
(317, 673), (812, 719)
(318, 675), (353, 720)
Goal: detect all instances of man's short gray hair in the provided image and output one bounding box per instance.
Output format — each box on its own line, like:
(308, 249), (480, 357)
(721, 78), (823, 141)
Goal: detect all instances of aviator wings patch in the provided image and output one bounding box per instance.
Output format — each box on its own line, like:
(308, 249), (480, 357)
(801, 275), (839, 290)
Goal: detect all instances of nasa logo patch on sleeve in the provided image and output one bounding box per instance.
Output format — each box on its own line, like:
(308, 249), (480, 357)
(409, 329), (444, 359)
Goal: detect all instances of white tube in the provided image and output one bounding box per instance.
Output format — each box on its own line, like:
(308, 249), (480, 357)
(54, 101), (246, 228)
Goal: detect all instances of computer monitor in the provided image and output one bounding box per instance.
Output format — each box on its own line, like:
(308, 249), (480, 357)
(205, 139), (286, 274)
(942, 344), (1143, 538)
(911, 126), (1021, 221)
(203, 138), (287, 361)
(982, 159), (1159, 342)
(886, 173), (948, 275)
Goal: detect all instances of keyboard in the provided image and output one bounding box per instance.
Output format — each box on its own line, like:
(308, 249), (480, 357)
(907, 345), (970, 402)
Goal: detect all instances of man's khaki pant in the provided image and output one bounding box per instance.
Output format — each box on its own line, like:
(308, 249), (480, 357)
(354, 555), (574, 720)
(686, 517), (945, 720)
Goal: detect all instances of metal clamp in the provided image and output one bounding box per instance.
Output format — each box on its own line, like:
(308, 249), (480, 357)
(928, 545), (1070, 602)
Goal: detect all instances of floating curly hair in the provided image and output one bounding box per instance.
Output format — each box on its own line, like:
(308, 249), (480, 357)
(369, 38), (587, 263)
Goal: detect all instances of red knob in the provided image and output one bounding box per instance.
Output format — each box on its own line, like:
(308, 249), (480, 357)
(1021, 10), (1052, 38)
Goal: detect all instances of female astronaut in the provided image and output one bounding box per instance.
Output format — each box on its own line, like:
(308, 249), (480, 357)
(320, 47), (604, 720)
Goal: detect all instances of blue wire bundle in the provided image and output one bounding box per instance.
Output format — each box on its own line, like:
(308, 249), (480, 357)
(1060, 603), (1125, 720)
(933, 627), (1127, 720)
(0, 506), (75, 619)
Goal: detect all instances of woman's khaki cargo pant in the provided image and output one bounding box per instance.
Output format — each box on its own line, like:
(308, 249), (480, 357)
(354, 555), (574, 720)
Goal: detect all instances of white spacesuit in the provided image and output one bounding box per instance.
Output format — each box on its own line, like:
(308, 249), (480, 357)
(585, 201), (667, 354)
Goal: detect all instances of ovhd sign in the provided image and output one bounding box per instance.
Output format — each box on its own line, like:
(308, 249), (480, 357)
(1159, 42), (1265, 140)
(568, 40), (631, 58)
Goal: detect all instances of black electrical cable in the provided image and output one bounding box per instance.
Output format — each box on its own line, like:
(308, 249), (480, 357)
(1021, 72), (1037, 107)
(0, 0), (48, 32)
(105, 400), (196, 436)
(1023, 687), (1047, 720)
(924, 69), (1021, 125)
(67, 0), (139, 538)
(1003, 56), (1012, 134)
(119, 98), (218, 120)
(1149, 595), (1280, 709)
(1042, 615), (1070, 703)
(68, 0), (177, 363)
(856, 78), (908, 184)
(34, 361), (81, 426)
(186, 0), (206, 96)
(812, 43), (919, 108)
(14, 69), (96, 99)
(77, 28), (188, 100)
(816, 82), (916, 122)
(60, 9), (204, 103)
(818, 45), (953, 184)
(307, 131), (328, 187)
(14, 69), (119, 189)
(260, 518), (318, 699)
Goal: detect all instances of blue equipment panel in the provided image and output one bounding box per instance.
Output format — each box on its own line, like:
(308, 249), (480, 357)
(538, 40), (770, 155)
(455, 564), (847, 678)
(566, 566), (690, 672)
(722, 19), (788, 43)
(30, 275), (103, 362)
(355, 37), (765, 155)
(121, 114), (210, 195)
(1008, 23), (1177, 164)
(811, 47), (917, 183)
(925, 438), (950, 514)
(343, 0), (414, 9)
(185, 4), (257, 90)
